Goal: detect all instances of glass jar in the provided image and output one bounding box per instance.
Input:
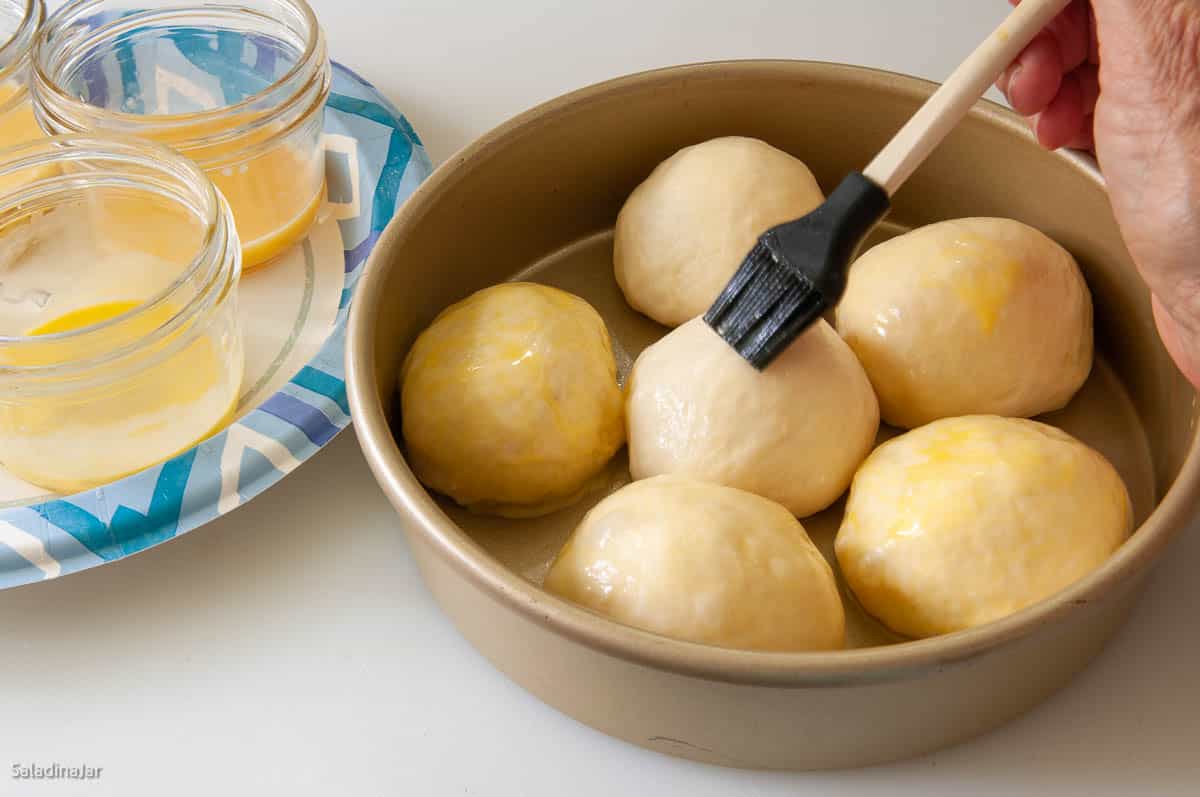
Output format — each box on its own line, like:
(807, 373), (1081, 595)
(0, 0), (44, 149)
(33, 0), (330, 270)
(0, 135), (243, 492)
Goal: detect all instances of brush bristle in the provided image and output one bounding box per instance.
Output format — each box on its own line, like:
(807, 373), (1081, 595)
(703, 242), (826, 370)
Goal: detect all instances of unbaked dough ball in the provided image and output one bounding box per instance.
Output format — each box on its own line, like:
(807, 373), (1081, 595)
(614, 136), (824, 327)
(400, 282), (625, 517)
(835, 217), (1093, 429)
(544, 475), (845, 651)
(835, 415), (1132, 639)
(626, 317), (878, 517)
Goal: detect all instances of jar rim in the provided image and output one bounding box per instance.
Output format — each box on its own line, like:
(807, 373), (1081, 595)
(0, 133), (239, 376)
(32, 0), (326, 148)
(0, 0), (43, 83)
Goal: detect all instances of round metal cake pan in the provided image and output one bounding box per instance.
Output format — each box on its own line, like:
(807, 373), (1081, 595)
(346, 60), (1200, 770)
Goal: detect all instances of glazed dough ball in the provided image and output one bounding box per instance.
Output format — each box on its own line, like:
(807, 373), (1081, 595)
(614, 136), (824, 327)
(400, 282), (625, 517)
(835, 217), (1093, 429)
(626, 317), (879, 517)
(835, 415), (1132, 639)
(545, 475), (845, 651)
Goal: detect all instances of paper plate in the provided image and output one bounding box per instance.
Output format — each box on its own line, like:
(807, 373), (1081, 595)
(0, 62), (432, 588)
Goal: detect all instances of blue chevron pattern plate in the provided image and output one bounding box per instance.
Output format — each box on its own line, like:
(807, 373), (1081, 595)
(0, 62), (432, 588)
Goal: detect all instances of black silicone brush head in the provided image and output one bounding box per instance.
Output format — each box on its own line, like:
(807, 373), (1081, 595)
(703, 172), (890, 370)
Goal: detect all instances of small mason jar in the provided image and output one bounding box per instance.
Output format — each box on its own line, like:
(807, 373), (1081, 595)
(0, 135), (243, 492)
(33, 0), (330, 270)
(0, 0), (44, 148)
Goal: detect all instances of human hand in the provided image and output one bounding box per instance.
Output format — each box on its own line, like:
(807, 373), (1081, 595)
(996, 0), (1200, 387)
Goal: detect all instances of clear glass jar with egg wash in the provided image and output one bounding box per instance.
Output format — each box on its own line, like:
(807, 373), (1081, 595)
(33, 0), (330, 270)
(0, 135), (243, 492)
(0, 0), (45, 150)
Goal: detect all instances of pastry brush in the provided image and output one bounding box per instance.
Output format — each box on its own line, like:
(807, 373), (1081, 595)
(704, 0), (1072, 369)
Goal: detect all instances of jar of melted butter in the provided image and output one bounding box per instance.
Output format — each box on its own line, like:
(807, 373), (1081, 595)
(33, 0), (330, 269)
(0, 135), (243, 492)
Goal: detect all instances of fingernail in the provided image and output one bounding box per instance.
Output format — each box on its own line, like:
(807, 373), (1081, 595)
(1032, 112), (1047, 145)
(998, 63), (1021, 97)
(996, 65), (1011, 92)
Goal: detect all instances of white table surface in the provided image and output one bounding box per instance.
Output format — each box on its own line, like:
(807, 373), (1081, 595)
(3, 2), (1199, 794)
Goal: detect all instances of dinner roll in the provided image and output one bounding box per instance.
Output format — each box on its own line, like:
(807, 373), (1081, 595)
(545, 475), (845, 651)
(400, 282), (624, 517)
(626, 317), (878, 517)
(614, 136), (824, 327)
(835, 415), (1132, 639)
(835, 217), (1093, 428)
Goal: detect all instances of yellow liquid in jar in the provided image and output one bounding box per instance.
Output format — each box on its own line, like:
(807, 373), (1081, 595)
(168, 113), (325, 271)
(26, 300), (140, 336)
(0, 82), (42, 146)
(214, 154), (324, 268)
(0, 300), (241, 492)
